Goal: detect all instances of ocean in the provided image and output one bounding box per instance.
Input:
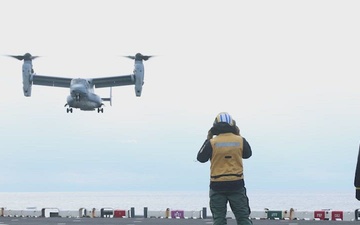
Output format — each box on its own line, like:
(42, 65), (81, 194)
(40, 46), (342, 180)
(0, 190), (359, 212)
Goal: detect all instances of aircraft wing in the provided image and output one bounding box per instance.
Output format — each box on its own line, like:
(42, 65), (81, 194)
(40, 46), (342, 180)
(92, 75), (135, 88)
(32, 75), (72, 88)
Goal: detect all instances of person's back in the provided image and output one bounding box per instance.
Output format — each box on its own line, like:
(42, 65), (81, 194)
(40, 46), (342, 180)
(210, 133), (244, 183)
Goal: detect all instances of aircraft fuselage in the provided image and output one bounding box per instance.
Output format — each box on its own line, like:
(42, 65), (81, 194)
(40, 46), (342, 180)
(66, 78), (102, 111)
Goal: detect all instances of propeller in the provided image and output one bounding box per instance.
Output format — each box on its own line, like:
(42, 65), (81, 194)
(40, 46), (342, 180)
(7, 53), (39, 61)
(125, 53), (154, 61)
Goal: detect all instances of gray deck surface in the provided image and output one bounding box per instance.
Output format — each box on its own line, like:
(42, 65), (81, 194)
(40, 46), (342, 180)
(0, 217), (358, 225)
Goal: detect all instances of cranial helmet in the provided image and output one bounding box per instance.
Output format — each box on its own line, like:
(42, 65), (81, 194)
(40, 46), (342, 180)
(213, 112), (236, 126)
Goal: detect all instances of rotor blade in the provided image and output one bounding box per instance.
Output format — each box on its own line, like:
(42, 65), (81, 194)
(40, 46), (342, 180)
(31, 56), (40, 60)
(8, 55), (26, 60)
(142, 55), (153, 61)
(7, 53), (39, 61)
(125, 56), (136, 60)
(124, 53), (154, 61)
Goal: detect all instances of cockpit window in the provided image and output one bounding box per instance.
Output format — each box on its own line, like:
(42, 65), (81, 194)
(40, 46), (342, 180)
(71, 78), (88, 85)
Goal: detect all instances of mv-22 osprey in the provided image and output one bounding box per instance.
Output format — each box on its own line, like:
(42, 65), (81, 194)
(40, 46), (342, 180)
(8, 53), (152, 113)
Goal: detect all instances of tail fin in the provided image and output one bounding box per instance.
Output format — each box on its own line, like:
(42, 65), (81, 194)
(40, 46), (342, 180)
(101, 87), (112, 106)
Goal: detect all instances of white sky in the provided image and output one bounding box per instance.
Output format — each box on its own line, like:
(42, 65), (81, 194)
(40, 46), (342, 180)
(0, 0), (359, 193)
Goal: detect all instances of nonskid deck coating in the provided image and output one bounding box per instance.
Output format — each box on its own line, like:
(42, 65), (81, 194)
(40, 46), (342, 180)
(0, 217), (358, 225)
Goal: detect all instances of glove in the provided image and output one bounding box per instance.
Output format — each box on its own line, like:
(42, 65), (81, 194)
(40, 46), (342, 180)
(207, 129), (213, 140)
(235, 126), (240, 135)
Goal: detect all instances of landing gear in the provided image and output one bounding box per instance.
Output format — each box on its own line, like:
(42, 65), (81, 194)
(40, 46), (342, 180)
(64, 104), (73, 113)
(97, 108), (104, 113)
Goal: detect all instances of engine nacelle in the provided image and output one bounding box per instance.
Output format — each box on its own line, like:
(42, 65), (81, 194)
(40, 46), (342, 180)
(22, 62), (33, 97)
(134, 62), (144, 97)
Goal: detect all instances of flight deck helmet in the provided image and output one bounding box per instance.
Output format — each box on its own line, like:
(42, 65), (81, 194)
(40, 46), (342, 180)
(213, 112), (236, 126)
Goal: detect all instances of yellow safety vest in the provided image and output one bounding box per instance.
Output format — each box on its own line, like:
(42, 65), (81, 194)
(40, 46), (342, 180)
(210, 133), (244, 182)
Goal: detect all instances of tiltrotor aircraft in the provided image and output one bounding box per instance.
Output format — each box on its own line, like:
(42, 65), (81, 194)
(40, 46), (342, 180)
(8, 52), (152, 113)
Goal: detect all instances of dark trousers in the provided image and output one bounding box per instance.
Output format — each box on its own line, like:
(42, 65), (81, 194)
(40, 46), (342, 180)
(210, 187), (252, 225)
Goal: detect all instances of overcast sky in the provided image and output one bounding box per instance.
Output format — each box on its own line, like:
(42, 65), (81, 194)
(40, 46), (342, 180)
(0, 0), (359, 193)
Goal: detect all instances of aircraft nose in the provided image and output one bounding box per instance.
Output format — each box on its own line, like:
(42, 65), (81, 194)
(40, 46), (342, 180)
(71, 84), (87, 95)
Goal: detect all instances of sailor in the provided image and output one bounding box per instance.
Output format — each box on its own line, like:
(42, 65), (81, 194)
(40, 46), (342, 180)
(197, 112), (253, 225)
(354, 144), (360, 200)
